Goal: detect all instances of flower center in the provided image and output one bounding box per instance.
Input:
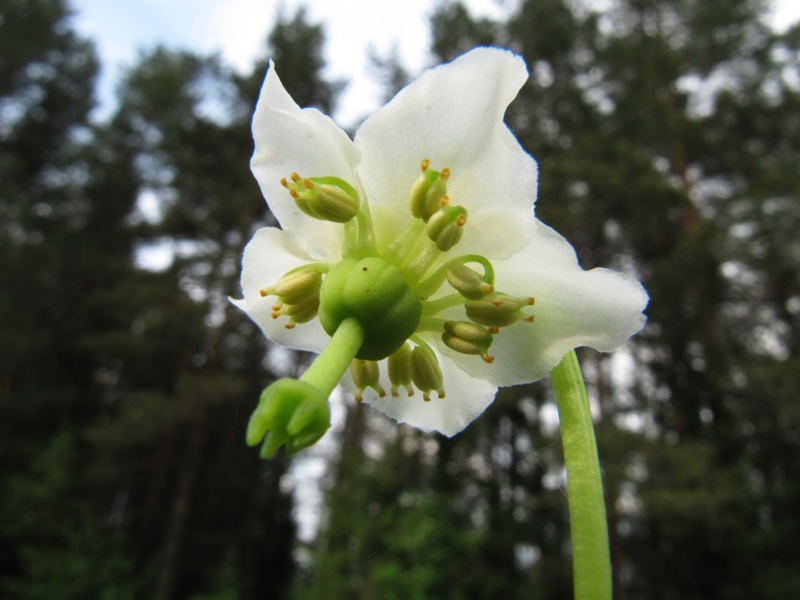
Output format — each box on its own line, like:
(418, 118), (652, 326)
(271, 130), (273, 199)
(247, 158), (535, 456)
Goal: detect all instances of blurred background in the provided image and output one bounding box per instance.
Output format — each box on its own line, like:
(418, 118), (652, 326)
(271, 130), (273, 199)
(2, 0), (799, 598)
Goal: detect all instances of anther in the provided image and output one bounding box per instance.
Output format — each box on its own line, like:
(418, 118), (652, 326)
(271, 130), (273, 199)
(410, 345), (445, 401)
(465, 293), (536, 328)
(442, 321), (494, 363)
(351, 359), (385, 401)
(426, 204), (468, 251)
(409, 161), (451, 221)
(282, 172), (359, 223)
(446, 263), (493, 300)
(388, 343), (415, 397)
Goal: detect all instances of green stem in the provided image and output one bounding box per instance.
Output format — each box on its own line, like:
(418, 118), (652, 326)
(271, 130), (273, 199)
(301, 317), (365, 396)
(550, 350), (611, 600)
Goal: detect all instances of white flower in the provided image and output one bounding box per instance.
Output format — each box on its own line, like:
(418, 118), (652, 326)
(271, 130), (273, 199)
(233, 47), (647, 442)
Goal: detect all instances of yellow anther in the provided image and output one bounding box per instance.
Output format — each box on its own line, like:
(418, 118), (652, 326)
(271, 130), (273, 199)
(465, 293), (536, 328)
(426, 204), (468, 251)
(409, 161), (451, 221)
(351, 359), (385, 401)
(388, 343), (414, 397)
(439, 195), (450, 207)
(442, 321), (494, 363)
(446, 263), (494, 300)
(410, 345), (445, 400)
(282, 172), (359, 223)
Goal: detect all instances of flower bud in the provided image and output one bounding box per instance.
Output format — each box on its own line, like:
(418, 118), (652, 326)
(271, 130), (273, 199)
(410, 345), (445, 401)
(465, 293), (535, 328)
(446, 263), (494, 300)
(388, 342), (414, 397)
(282, 173), (359, 223)
(426, 203), (468, 251)
(442, 321), (494, 363)
(246, 378), (330, 458)
(350, 359), (385, 401)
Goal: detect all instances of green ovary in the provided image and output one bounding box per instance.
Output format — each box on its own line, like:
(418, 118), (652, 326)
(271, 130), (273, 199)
(318, 257), (422, 361)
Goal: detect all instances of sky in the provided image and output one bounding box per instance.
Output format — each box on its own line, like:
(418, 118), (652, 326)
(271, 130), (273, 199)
(71, 0), (510, 128)
(71, 0), (800, 128)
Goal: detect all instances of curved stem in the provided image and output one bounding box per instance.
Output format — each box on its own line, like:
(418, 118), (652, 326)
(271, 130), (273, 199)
(550, 350), (612, 600)
(301, 317), (365, 396)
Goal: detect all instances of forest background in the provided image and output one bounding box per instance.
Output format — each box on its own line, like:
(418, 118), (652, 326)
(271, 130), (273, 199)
(1, 0), (799, 598)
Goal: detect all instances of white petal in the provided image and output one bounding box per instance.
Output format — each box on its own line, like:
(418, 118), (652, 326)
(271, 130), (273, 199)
(355, 47), (537, 258)
(250, 62), (359, 257)
(438, 221), (649, 386)
(345, 338), (498, 437)
(231, 227), (331, 354)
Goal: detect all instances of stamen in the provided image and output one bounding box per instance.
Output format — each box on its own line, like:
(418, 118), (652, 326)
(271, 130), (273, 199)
(420, 158), (430, 171)
(409, 344), (445, 400)
(465, 293), (537, 327)
(351, 359), (385, 401)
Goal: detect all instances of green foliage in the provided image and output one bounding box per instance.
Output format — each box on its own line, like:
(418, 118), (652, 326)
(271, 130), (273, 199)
(1, 3), (341, 598)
